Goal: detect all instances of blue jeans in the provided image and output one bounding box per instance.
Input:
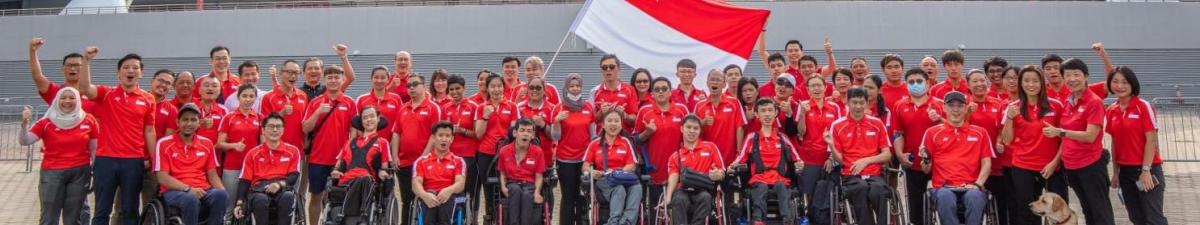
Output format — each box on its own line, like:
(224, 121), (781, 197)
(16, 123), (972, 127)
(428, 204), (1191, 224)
(163, 189), (229, 225)
(933, 188), (986, 225)
(596, 178), (642, 225)
(91, 157), (144, 225)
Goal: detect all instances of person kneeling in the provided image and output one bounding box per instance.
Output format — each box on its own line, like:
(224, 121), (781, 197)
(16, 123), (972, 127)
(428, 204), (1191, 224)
(498, 119), (548, 225)
(233, 113), (301, 225)
(830, 87), (894, 225)
(155, 104), (230, 225)
(330, 107), (393, 225)
(922, 92), (992, 225)
(663, 116), (725, 225)
(731, 99), (803, 225)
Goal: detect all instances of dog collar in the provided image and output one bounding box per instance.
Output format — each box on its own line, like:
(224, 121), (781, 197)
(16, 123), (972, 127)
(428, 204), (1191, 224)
(1054, 213), (1074, 225)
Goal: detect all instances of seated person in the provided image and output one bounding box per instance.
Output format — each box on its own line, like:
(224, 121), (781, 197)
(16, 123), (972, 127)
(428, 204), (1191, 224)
(498, 119), (548, 225)
(330, 106), (393, 225)
(920, 92), (991, 225)
(731, 99), (803, 225)
(413, 122), (468, 225)
(154, 103), (230, 225)
(829, 87), (894, 225)
(233, 113), (302, 225)
(663, 115), (726, 225)
(584, 109), (642, 225)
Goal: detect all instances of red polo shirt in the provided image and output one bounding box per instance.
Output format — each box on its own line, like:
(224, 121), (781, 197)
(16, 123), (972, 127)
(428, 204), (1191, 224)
(733, 131), (800, 185)
(584, 137), (638, 170)
(414, 152), (467, 192)
(441, 100), (480, 158)
(218, 110), (261, 170)
(830, 116), (892, 176)
(154, 134), (218, 193)
(336, 134), (392, 185)
(635, 103), (688, 184)
(890, 97), (945, 169)
(303, 94), (358, 166)
(93, 85), (157, 159)
(696, 96), (748, 165)
(1106, 97), (1161, 166)
(356, 92), (404, 142)
(929, 79), (969, 99)
(1059, 91), (1106, 170)
(513, 83), (562, 106)
(555, 104), (596, 161)
(670, 85), (708, 112)
(1001, 100), (1064, 171)
(967, 96), (1007, 174)
(759, 80), (777, 100)
(798, 100), (842, 166)
(30, 116), (99, 169)
(194, 72), (241, 103)
(1049, 82), (1108, 102)
(260, 88), (308, 149)
(394, 98), (443, 167)
(388, 71), (411, 102)
(922, 123), (993, 187)
(193, 102), (227, 143)
(154, 101), (179, 137)
(880, 82), (909, 111)
(517, 100), (559, 163)
(497, 144), (547, 183)
(41, 83), (97, 112)
(239, 143), (302, 185)
(667, 141), (725, 176)
(589, 82), (639, 116)
(476, 100), (518, 155)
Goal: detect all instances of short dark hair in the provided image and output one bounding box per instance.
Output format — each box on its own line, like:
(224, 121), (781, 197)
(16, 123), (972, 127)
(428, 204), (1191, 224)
(846, 87), (869, 101)
(1060, 58), (1089, 77)
(880, 54), (904, 68)
(515, 118), (535, 129)
(370, 66), (389, 76)
(210, 46), (229, 58)
(1041, 54), (1063, 67)
(303, 57), (323, 68)
(483, 73), (505, 98)
(282, 59), (300, 69)
(447, 74), (466, 88)
(941, 49), (964, 65)
(322, 65), (344, 76)
(117, 53), (143, 69)
(767, 53), (786, 64)
(262, 112), (285, 129)
(62, 53), (83, 65)
(798, 55), (818, 65)
(431, 69), (449, 81)
(754, 98), (776, 110)
(236, 83), (257, 97)
(723, 64), (742, 74)
(850, 57), (867, 65)
(905, 68), (929, 80)
(502, 56), (521, 67)
(651, 76), (672, 89)
(1108, 66), (1140, 96)
(785, 40), (803, 50)
(676, 59), (697, 69)
(983, 56), (1008, 70)
(832, 68), (852, 83)
(237, 60), (258, 75)
(153, 69), (175, 80)
(432, 121), (454, 134)
(600, 54), (620, 65)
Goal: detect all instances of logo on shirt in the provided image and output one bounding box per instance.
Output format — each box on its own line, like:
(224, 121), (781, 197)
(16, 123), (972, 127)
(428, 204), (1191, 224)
(338, 106), (349, 111)
(387, 104), (397, 109)
(1129, 114), (1140, 119)
(967, 136), (979, 142)
(700, 152), (710, 157)
(825, 113), (835, 118)
(419, 110), (429, 116)
(445, 164), (456, 170)
(160, 109), (171, 115)
(80, 125), (91, 130)
(258, 157), (266, 162)
(462, 111), (472, 116)
(722, 107), (733, 113)
(281, 157), (290, 162)
(501, 110), (512, 114)
(866, 131), (877, 136)
(135, 100), (147, 106)
(1077, 108), (1085, 113)
(525, 159), (536, 165)
(617, 93), (627, 98)
(616, 150), (627, 154)
(672, 117), (681, 122)
(196, 151), (206, 157)
(297, 99), (306, 104)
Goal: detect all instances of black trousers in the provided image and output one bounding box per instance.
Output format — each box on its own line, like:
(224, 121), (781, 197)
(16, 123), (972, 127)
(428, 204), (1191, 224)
(648, 184), (665, 224)
(1117, 165), (1167, 225)
(669, 189), (713, 225)
(748, 182), (794, 222)
(844, 176), (889, 225)
(904, 169), (930, 225)
(248, 191), (296, 225)
(475, 153), (499, 222)
(343, 177), (374, 224)
(557, 162), (586, 225)
(504, 182), (542, 225)
(398, 166), (415, 225)
(1066, 155), (1115, 225)
(1008, 167), (1070, 225)
(417, 193), (464, 225)
(986, 172), (1012, 225)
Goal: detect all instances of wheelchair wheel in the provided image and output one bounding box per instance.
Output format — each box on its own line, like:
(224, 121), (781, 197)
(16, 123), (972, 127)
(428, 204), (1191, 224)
(983, 193), (999, 225)
(294, 193), (307, 225)
(379, 195), (400, 225)
(141, 200), (166, 225)
(924, 191), (938, 225)
(887, 188), (907, 225)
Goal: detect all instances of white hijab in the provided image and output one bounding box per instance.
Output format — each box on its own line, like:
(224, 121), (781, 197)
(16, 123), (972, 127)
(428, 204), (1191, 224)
(44, 87), (86, 129)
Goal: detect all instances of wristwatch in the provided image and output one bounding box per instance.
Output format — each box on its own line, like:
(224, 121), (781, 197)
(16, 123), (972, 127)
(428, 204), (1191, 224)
(182, 186), (191, 193)
(1142, 165), (1152, 171)
(1058, 129), (1066, 137)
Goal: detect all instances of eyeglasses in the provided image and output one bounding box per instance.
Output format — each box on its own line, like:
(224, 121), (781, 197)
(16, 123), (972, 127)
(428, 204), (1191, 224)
(527, 85), (544, 91)
(265, 124), (284, 129)
(907, 80), (925, 85)
(407, 82), (423, 88)
(634, 79), (650, 84)
(652, 87), (671, 93)
(601, 64), (618, 71)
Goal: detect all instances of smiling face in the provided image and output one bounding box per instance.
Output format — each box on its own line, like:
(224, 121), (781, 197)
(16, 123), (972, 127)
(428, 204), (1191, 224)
(724, 67), (742, 89)
(210, 49), (230, 73)
(633, 72), (651, 94)
(677, 67), (696, 85)
(371, 69), (390, 91)
(150, 72), (174, 97)
(681, 119), (701, 144)
(57, 89), (78, 114)
(920, 57), (939, 79)
(850, 59), (869, 78)
(602, 112), (623, 135)
(807, 77), (825, 99)
(174, 72), (195, 99)
(199, 76), (220, 101)
(1022, 71), (1044, 97)
(240, 65), (260, 85)
(968, 71), (989, 96)
(118, 59), (143, 89)
(178, 111), (200, 136)
(237, 88), (256, 110)
(1110, 73), (1132, 98)
(567, 79), (583, 95)
(502, 61), (520, 82)
(280, 63), (301, 89)
(62, 57), (83, 83)
(449, 82), (466, 101)
(361, 107), (380, 132)
(1064, 69), (1088, 93)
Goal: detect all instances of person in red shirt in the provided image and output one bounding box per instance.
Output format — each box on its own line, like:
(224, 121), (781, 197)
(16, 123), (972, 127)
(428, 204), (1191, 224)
(441, 74), (483, 207)
(217, 84), (263, 206)
(1104, 66), (1167, 225)
(513, 56), (561, 105)
(920, 55), (941, 84)
(697, 70), (747, 165)
(1041, 54), (1072, 102)
(414, 123), (468, 225)
(795, 75), (841, 207)
(997, 66), (1069, 225)
(497, 120), (548, 225)
(430, 69), (453, 106)
(630, 68), (654, 109)
(878, 54), (908, 112)
(829, 87), (893, 225)
(475, 73), (518, 222)
(584, 110), (642, 225)
(965, 69), (1012, 224)
(590, 54), (639, 125)
(549, 73), (593, 225)
(983, 57), (1010, 99)
(1046, 59), (1115, 225)
(997, 67), (1020, 102)
(194, 75), (229, 143)
(849, 57), (871, 85)
(828, 68), (853, 110)
(636, 77), (689, 212)
(358, 66), (404, 145)
(150, 70), (178, 137)
(736, 77), (762, 138)
(195, 46), (241, 104)
(929, 50), (969, 98)
(920, 91), (992, 225)
(330, 106), (394, 225)
(231, 113), (301, 225)
(169, 70), (196, 110)
(500, 57), (525, 100)
(661, 116), (726, 225)
(154, 104), (229, 225)
(860, 75), (892, 121)
(387, 51), (414, 102)
(29, 38), (98, 112)
(468, 70), (494, 104)
(260, 60), (309, 152)
(770, 75), (800, 136)
(77, 50), (159, 225)
(794, 55), (836, 101)
(757, 53), (788, 101)
(731, 99), (802, 225)
(723, 65), (744, 98)
(517, 77), (558, 164)
(19, 87), (98, 225)
(670, 59), (707, 111)
(754, 37), (837, 79)
(890, 68), (945, 225)
(301, 44), (358, 224)
(393, 74), (444, 222)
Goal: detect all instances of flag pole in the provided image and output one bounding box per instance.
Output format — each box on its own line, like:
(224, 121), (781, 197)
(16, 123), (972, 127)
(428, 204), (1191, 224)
(544, 29), (573, 78)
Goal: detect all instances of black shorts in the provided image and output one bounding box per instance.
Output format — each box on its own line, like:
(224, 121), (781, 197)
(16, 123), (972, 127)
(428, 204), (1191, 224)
(308, 164), (335, 193)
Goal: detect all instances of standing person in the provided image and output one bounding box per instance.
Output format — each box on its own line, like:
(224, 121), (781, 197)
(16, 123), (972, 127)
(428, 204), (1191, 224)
(1105, 66), (1167, 225)
(860, 75), (890, 124)
(549, 74), (594, 225)
(999, 67), (1020, 102)
(393, 74), (444, 224)
(590, 54), (639, 125)
(965, 69), (1011, 225)
(921, 92), (992, 225)
(216, 84), (263, 209)
(849, 57), (871, 85)
(501, 57), (525, 100)
(20, 87), (98, 225)
(476, 73), (519, 223)
(731, 99), (802, 225)
(661, 115), (726, 225)
(792, 55), (835, 102)
(890, 68), (945, 225)
(878, 54), (909, 112)
(1041, 54), (1070, 102)
(757, 53), (789, 101)
(169, 71), (197, 107)
(630, 68), (654, 109)
(76, 48), (158, 225)
(358, 66), (404, 147)
(929, 50), (969, 98)
(154, 103), (230, 225)
(1052, 59), (1114, 225)
(697, 70), (747, 164)
(430, 69), (452, 106)
(299, 57), (326, 101)
(232, 113), (302, 225)
(921, 55), (941, 84)
(515, 56), (561, 105)
(498, 119), (548, 225)
(636, 77), (689, 215)
(150, 70), (178, 137)
(389, 51), (414, 102)
(983, 57), (1010, 99)
(517, 77), (559, 165)
(997, 66), (1068, 225)
(196, 46), (241, 103)
(413, 122), (469, 225)
(193, 76), (228, 146)
(736, 78), (761, 138)
(723, 65), (744, 97)
(829, 87), (893, 225)
(795, 75), (841, 208)
(828, 68), (853, 108)
(470, 70), (497, 104)
(302, 44), (358, 224)
(670, 59), (707, 111)
(584, 110), (642, 225)
(29, 38), (97, 111)
(440, 74), (483, 214)
(223, 61), (267, 112)
(260, 60), (309, 154)
(755, 36), (837, 77)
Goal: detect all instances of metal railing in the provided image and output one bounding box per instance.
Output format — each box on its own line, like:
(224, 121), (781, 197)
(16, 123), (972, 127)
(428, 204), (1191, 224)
(0, 105), (40, 173)
(1151, 97), (1200, 162)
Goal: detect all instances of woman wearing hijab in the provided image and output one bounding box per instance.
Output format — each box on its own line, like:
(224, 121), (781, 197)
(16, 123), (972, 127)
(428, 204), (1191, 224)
(20, 87), (99, 225)
(550, 73), (595, 225)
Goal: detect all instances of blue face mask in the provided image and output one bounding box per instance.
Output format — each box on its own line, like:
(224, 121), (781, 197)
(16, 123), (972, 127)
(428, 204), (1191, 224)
(908, 82), (927, 97)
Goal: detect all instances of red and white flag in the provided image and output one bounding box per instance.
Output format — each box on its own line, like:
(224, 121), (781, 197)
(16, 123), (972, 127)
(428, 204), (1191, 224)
(570, 0), (769, 89)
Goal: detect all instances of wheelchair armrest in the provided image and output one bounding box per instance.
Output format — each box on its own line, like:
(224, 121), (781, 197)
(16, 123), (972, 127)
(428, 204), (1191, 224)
(639, 174), (652, 183)
(485, 177), (500, 185)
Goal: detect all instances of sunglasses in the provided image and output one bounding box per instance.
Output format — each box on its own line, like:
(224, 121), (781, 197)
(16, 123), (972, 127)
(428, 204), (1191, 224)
(635, 79), (651, 84)
(407, 82), (424, 88)
(907, 80), (925, 85)
(652, 87), (671, 93)
(601, 64), (618, 71)
(527, 85), (544, 91)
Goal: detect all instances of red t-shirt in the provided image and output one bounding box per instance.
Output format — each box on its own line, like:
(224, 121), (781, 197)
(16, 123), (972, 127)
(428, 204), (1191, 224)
(154, 101), (179, 138)
(239, 143), (302, 185)
(356, 92), (405, 142)
(1106, 98), (1162, 166)
(830, 116), (892, 176)
(388, 71), (412, 102)
(154, 134), (218, 192)
(1089, 82), (1108, 99)
(336, 134), (392, 185)
(259, 88), (309, 149)
(635, 103), (689, 184)
(584, 136), (638, 170)
(555, 104), (596, 161)
(30, 116), (99, 169)
(695, 96), (748, 166)
(929, 79), (969, 99)
(517, 100), (559, 163)
(967, 96), (1007, 174)
(666, 141), (725, 190)
(880, 82), (909, 111)
(589, 82), (640, 116)
(922, 124), (993, 187)
(194, 102), (228, 143)
(41, 82), (98, 112)
(394, 98), (443, 167)
(497, 144), (548, 183)
(1046, 82), (1107, 103)
(217, 110), (261, 170)
(512, 83), (562, 106)
(194, 72), (241, 103)
(441, 100), (480, 158)
(93, 85), (157, 159)
(797, 100), (842, 166)
(669, 85), (708, 112)
(890, 97), (946, 169)
(1059, 91), (1106, 170)
(1001, 99), (1064, 171)
(302, 94), (358, 166)
(733, 131), (800, 185)
(414, 152), (467, 192)
(476, 100), (518, 155)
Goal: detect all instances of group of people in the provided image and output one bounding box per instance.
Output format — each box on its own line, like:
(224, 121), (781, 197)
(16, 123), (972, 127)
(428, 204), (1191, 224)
(19, 33), (1166, 225)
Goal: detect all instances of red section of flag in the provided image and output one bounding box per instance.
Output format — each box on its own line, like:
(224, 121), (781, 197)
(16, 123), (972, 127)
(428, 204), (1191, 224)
(625, 0), (770, 59)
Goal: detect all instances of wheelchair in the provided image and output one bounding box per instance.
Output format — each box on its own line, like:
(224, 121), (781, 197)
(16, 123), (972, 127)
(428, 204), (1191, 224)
(409, 194), (473, 225)
(230, 188), (307, 225)
(651, 175), (728, 225)
(725, 164), (802, 225)
(921, 187), (999, 225)
(828, 165), (908, 225)
(580, 170), (651, 225)
(140, 196), (213, 225)
(320, 169), (401, 225)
